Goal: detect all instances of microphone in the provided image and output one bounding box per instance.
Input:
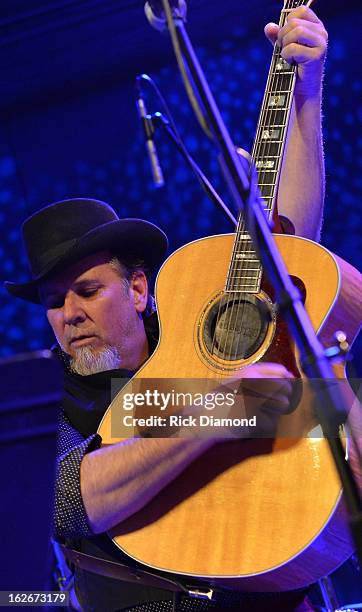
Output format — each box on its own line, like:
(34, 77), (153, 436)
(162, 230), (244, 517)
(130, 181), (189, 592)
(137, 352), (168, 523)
(135, 76), (165, 188)
(144, 0), (187, 32)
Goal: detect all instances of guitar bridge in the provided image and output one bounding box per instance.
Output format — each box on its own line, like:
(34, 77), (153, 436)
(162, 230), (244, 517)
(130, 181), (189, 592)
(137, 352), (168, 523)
(186, 587), (214, 601)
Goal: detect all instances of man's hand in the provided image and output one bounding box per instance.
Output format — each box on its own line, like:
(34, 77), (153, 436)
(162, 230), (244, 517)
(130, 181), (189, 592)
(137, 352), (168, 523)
(172, 362), (296, 440)
(226, 362), (296, 438)
(264, 5), (328, 97)
(238, 362), (294, 414)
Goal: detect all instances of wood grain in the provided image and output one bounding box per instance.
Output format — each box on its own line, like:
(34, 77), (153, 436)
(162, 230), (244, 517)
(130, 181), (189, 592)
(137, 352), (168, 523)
(98, 233), (362, 591)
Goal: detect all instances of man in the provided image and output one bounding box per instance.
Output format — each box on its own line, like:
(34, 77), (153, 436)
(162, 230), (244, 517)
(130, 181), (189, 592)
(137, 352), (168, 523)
(5, 6), (336, 611)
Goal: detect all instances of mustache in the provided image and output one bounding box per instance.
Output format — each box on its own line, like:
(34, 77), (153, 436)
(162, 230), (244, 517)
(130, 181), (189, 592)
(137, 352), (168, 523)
(65, 328), (97, 344)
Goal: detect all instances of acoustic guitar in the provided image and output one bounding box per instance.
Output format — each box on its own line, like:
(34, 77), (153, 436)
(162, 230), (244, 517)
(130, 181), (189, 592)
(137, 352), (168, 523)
(98, 0), (362, 591)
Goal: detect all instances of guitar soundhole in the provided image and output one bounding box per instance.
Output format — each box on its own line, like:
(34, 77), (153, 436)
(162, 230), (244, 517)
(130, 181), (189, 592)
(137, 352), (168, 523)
(203, 294), (272, 362)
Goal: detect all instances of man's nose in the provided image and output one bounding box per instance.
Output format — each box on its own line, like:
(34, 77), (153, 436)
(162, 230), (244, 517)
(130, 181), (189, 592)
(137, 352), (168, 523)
(63, 292), (86, 325)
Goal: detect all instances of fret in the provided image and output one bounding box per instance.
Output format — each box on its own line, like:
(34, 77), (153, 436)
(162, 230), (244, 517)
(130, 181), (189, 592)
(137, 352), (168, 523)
(232, 262), (261, 267)
(264, 74), (295, 89)
(230, 270), (260, 276)
(258, 185), (275, 197)
(271, 69), (294, 76)
(227, 279), (260, 284)
(233, 248), (258, 253)
(228, 284), (261, 289)
(225, 288), (260, 293)
(229, 275), (262, 280)
(231, 261), (257, 265)
(255, 156), (281, 160)
(229, 275), (263, 281)
(230, 256), (259, 261)
(267, 84), (293, 94)
(234, 247), (255, 251)
(233, 246), (256, 255)
(266, 74), (295, 91)
(229, 263), (258, 268)
(258, 110), (291, 125)
(259, 124), (287, 129)
(255, 156), (281, 163)
(229, 256), (259, 261)
(273, 59), (293, 72)
(256, 172), (278, 185)
(263, 106), (290, 112)
(224, 287), (259, 293)
(268, 90), (293, 95)
(233, 249), (254, 256)
(254, 143), (283, 157)
(232, 259), (260, 265)
(234, 257), (259, 262)
(271, 71), (294, 77)
(226, 262), (260, 272)
(256, 141), (284, 149)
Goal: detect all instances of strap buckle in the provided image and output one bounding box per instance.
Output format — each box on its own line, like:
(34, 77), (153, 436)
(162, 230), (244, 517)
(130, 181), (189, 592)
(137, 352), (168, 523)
(186, 587), (214, 601)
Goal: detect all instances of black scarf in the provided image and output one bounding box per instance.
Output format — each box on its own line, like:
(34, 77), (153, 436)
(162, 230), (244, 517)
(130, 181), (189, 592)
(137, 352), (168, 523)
(53, 313), (159, 438)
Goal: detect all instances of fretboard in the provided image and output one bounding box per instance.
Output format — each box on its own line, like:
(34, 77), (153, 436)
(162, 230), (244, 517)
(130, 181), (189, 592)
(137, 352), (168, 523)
(226, 0), (312, 293)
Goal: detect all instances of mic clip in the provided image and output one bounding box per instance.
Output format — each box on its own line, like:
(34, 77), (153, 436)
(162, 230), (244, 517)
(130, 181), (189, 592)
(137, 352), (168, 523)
(142, 112), (168, 141)
(145, 0), (187, 32)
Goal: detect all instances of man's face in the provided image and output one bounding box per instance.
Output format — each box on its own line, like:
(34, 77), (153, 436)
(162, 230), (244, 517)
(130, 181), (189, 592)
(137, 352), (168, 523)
(41, 251), (149, 374)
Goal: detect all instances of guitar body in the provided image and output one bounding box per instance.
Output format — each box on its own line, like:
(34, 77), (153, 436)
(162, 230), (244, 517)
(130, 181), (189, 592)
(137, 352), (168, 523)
(99, 233), (362, 591)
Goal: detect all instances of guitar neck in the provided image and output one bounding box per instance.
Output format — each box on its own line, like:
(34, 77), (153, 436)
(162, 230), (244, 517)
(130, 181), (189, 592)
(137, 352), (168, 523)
(251, 3), (306, 217)
(226, 0), (312, 294)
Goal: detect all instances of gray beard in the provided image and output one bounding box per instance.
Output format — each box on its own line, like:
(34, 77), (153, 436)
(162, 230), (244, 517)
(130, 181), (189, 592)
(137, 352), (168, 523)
(69, 345), (121, 376)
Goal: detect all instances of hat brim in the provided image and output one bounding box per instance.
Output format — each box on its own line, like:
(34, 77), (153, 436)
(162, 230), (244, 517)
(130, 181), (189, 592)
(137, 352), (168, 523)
(5, 218), (168, 304)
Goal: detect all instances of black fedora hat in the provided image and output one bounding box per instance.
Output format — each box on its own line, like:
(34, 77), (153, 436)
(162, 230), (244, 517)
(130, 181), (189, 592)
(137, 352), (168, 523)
(4, 198), (168, 304)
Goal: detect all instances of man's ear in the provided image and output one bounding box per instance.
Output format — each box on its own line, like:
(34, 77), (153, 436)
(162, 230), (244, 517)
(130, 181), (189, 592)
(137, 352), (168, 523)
(129, 271), (148, 313)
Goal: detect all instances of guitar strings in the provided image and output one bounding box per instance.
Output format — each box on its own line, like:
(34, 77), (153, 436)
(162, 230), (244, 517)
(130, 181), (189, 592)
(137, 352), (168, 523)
(235, 0), (304, 364)
(232, 4), (289, 360)
(211, 1), (287, 365)
(225, 7), (286, 364)
(237, 0), (299, 363)
(210, 0), (300, 368)
(229, 0), (296, 361)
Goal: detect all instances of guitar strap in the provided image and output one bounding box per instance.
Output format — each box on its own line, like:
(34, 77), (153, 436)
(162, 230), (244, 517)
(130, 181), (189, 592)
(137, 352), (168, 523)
(58, 544), (191, 594)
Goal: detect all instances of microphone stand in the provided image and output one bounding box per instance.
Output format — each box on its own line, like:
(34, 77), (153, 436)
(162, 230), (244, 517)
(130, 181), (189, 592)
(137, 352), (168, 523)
(152, 0), (362, 561)
(148, 112), (237, 226)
